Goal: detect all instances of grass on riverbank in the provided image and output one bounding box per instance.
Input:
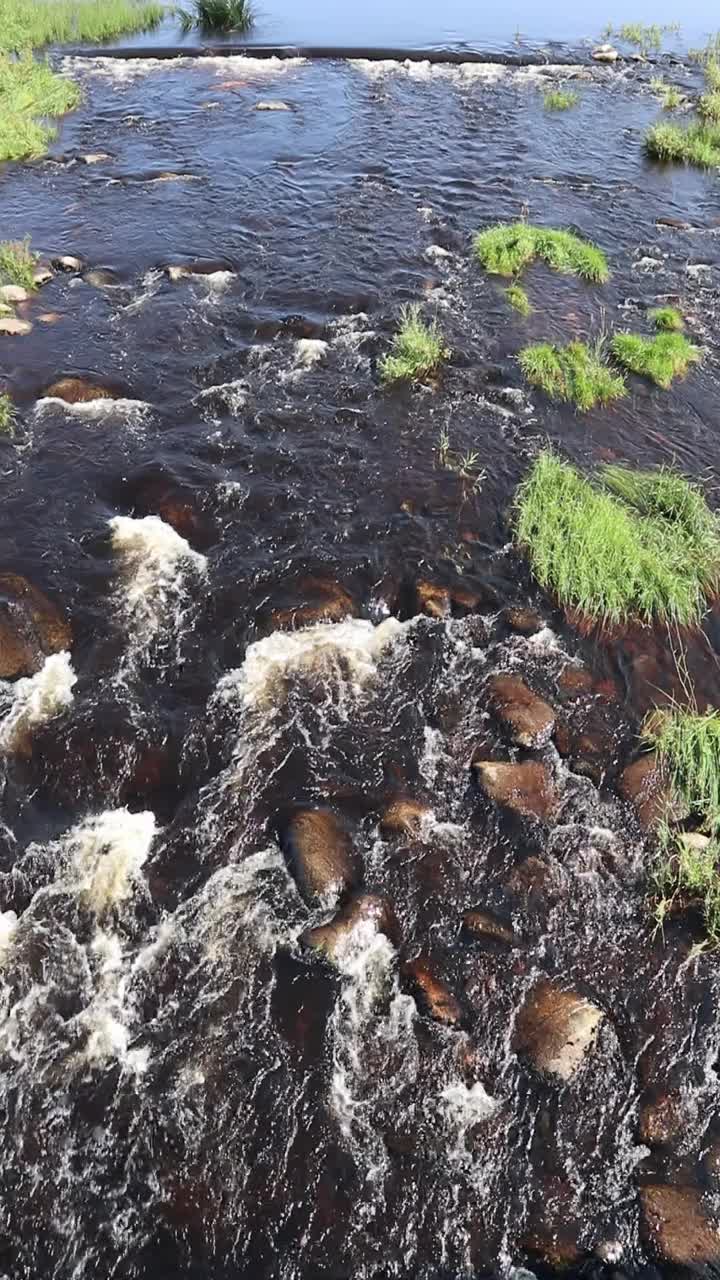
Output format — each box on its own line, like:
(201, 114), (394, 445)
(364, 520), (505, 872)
(650, 306), (684, 332)
(505, 284), (532, 315)
(379, 305), (448, 383)
(0, 237), (38, 289)
(543, 88), (578, 111)
(0, 51), (82, 162)
(0, 0), (164, 51)
(474, 224), (609, 283)
(514, 451), (720, 628)
(518, 340), (626, 411)
(611, 331), (701, 388)
(0, 394), (16, 437)
(645, 120), (720, 168)
(177, 0), (253, 33)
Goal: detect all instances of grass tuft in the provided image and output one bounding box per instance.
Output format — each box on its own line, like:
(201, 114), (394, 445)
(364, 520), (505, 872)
(176, 0), (253, 32)
(0, 0), (164, 51)
(610, 331), (701, 388)
(514, 451), (720, 628)
(474, 223), (609, 282)
(649, 306), (684, 332)
(699, 90), (720, 123)
(543, 87), (578, 111)
(0, 393), (16, 437)
(645, 119), (720, 168)
(0, 51), (82, 163)
(505, 283), (532, 315)
(0, 237), (38, 289)
(379, 305), (448, 384)
(519, 340), (626, 411)
(610, 22), (679, 52)
(650, 77), (683, 109)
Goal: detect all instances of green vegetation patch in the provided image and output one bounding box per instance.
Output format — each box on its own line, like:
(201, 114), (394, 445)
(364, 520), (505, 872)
(699, 90), (720, 123)
(519, 340), (626, 411)
(0, 393), (16, 437)
(0, 50), (81, 163)
(379, 305), (448, 384)
(653, 826), (720, 945)
(514, 451), (720, 628)
(474, 223), (609, 282)
(505, 284), (532, 315)
(543, 88), (578, 111)
(646, 119), (720, 168)
(177, 0), (253, 33)
(650, 77), (683, 110)
(650, 306), (684, 332)
(610, 331), (701, 388)
(608, 21), (679, 52)
(0, 236), (38, 289)
(0, 0), (164, 51)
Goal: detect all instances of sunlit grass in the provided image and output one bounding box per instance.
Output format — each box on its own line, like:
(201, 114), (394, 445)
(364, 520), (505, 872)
(474, 223), (609, 282)
(650, 77), (683, 109)
(650, 306), (684, 332)
(519, 340), (626, 411)
(0, 394), (16, 437)
(505, 283), (532, 315)
(611, 331), (701, 388)
(514, 451), (720, 628)
(379, 305), (448, 384)
(0, 50), (81, 163)
(177, 0), (253, 32)
(609, 21), (679, 52)
(0, 0), (164, 51)
(699, 90), (720, 123)
(0, 237), (38, 289)
(645, 119), (720, 168)
(543, 87), (578, 111)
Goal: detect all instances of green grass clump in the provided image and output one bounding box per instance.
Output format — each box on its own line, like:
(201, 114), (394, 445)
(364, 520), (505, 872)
(474, 223), (609, 283)
(611, 22), (679, 52)
(0, 51), (82, 163)
(0, 0), (164, 51)
(611, 331), (701, 388)
(519, 340), (626, 411)
(699, 90), (720, 123)
(514, 451), (720, 628)
(543, 87), (578, 111)
(0, 394), (16, 437)
(177, 0), (253, 32)
(645, 119), (720, 168)
(0, 237), (38, 289)
(379, 305), (448, 384)
(650, 77), (683, 109)
(505, 284), (532, 315)
(650, 306), (684, 332)
(706, 58), (720, 90)
(653, 827), (720, 945)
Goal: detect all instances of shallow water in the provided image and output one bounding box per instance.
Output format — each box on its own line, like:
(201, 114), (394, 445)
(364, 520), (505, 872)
(1, 47), (720, 1280)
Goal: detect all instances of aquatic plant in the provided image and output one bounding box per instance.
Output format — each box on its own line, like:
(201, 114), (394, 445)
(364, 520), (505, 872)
(609, 21), (679, 52)
(437, 428), (485, 493)
(650, 77), (683, 109)
(505, 284), (532, 315)
(543, 87), (578, 111)
(653, 825), (720, 945)
(474, 223), (609, 283)
(689, 33), (720, 64)
(0, 237), (38, 290)
(699, 90), (720, 123)
(518, 340), (625, 411)
(645, 119), (720, 168)
(379, 305), (447, 384)
(0, 51), (82, 163)
(646, 708), (720, 827)
(0, 394), (16, 437)
(176, 0), (253, 33)
(649, 306), (684, 332)
(514, 451), (720, 628)
(0, 0), (164, 51)
(610, 331), (701, 388)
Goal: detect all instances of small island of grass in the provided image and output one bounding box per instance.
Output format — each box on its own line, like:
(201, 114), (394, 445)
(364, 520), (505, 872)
(473, 224), (609, 283)
(518, 340), (626, 411)
(379, 305), (448, 384)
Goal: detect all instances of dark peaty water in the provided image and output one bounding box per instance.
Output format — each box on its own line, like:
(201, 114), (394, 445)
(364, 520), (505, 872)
(1, 49), (720, 1280)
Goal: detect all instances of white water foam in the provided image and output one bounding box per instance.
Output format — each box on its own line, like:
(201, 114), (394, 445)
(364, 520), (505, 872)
(62, 54), (306, 83)
(35, 397), (151, 427)
(69, 808), (157, 916)
(109, 514), (207, 668)
(195, 379), (249, 417)
(0, 652), (77, 753)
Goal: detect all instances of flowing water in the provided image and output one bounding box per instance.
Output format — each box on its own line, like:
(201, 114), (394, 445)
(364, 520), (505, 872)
(1, 42), (720, 1280)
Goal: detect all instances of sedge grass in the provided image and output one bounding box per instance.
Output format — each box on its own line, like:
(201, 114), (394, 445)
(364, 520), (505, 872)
(699, 90), (720, 123)
(653, 825), (720, 945)
(177, 0), (253, 32)
(650, 77), (683, 110)
(645, 119), (720, 168)
(611, 331), (701, 388)
(650, 306), (684, 332)
(0, 0), (164, 51)
(505, 283), (532, 315)
(611, 21), (679, 52)
(0, 237), (38, 289)
(645, 707), (720, 826)
(473, 223), (609, 283)
(543, 87), (578, 111)
(0, 394), (16, 437)
(514, 451), (720, 628)
(519, 340), (626, 411)
(379, 305), (447, 384)
(0, 50), (81, 163)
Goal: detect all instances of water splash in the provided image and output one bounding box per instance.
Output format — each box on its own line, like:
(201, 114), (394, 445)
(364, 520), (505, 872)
(0, 652), (77, 753)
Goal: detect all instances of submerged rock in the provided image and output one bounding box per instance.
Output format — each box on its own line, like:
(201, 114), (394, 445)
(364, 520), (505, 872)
(32, 268), (53, 288)
(503, 606), (544, 635)
(415, 580), (481, 619)
(639, 1184), (720, 1265)
(304, 893), (397, 960)
(0, 574), (71, 678)
(405, 953), (463, 1025)
(462, 909), (519, 947)
(638, 1091), (686, 1147)
(79, 152), (111, 164)
(270, 577), (355, 630)
(0, 317), (32, 336)
(53, 255), (83, 273)
(42, 377), (118, 404)
(280, 808), (361, 905)
(379, 796), (432, 837)
(487, 674), (555, 749)
(82, 267), (122, 289)
(513, 979), (604, 1081)
(474, 760), (558, 821)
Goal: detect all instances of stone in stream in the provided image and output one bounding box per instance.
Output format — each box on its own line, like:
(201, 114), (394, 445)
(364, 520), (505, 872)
(53, 255), (83, 273)
(0, 285), (29, 304)
(255, 100), (292, 111)
(638, 1090), (686, 1147)
(379, 796), (432, 837)
(639, 1184), (720, 1265)
(618, 752), (685, 830)
(42, 377), (118, 404)
(592, 43), (619, 61)
(133, 479), (216, 550)
(503, 606), (544, 635)
(474, 759), (558, 821)
(79, 152), (111, 164)
(303, 892), (398, 961)
(280, 808), (361, 906)
(0, 574), (72, 679)
(32, 268), (54, 288)
(270, 577), (356, 630)
(0, 317), (32, 336)
(82, 267), (122, 289)
(513, 979), (604, 1081)
(415, 579), (481, 619)
(462, 909), (519, 948)
(404, 953), (463, 1025)
(487, 674), (555, 749)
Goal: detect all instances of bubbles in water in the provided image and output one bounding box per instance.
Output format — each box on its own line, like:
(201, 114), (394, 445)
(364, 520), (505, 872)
(0, 652), (77, 753)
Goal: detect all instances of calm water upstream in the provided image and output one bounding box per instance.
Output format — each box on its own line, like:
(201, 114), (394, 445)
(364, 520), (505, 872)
(1, 24), (720, 1280)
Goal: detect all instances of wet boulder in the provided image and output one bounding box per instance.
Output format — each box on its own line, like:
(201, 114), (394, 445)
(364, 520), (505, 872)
(379, 796), (432, 837)
(0, 285), (29, 304)
(462, 909), (519, 947)
(32, 267), (54, 288)
(513, 979), (604, 1081)
(43, 377), (118, 404)
(270, 577), (355, 631)
(280, 808), (361, 905)
(503, 606), (544, 635)
(53, 255), (83, 273)
(554, 707), (618, 784)
(303, 893), (397, 962)
(82, 267), (122, 288)
(0, 318), (32, 336)
(474, 760), (558, 821)
(592, 43), (619, 61)
(638, 1091), (686, 1148)
(0, 574), (72, 678)
(618, 753), (683, 830)
(414, 580), (481, 619)
(405, 953), (463, 1025)
(522, 1181), (584, 1269)
(639, 1184), (720, 1265)
(255, 100), (292, 111)
(504, 856), (560, 908)
(487, 674), (555, 749)
(133, 478), (216, 550)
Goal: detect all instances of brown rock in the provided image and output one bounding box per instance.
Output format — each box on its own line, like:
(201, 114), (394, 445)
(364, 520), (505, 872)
(513, 979), (604, 1081)
(270, 577), (355, 630)
(505, 856), (556, 904)
(280, 808), (360, 905)
(639, 1091), (685, 1147)
(415, 580), (481, 618)
(522, 1178), (584, 1269)
(304, 893), (397, 961)
(474, 760), (558, 821)
(135, 480), (215, 549)
(592, 43), (619, 61)
(32, 268), (53, 288)
(639, 1185), (720, 1265)
(462, 909), (518, 947)
(504, 606), (544, 635)
(79, 152), (111, 164)
(557, 666), (594, 696)
(380, 796), (432, 836)
(618, 753), (681, 830)
(487, 674), (555, 748)
(405, 953), (463, 1025)
(0, 318), (32, 336)
(553, 708), (617, 784)
(37, 313), (62, 325)
(43, 378), (118, 404)
(0, 574), (72, 678)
